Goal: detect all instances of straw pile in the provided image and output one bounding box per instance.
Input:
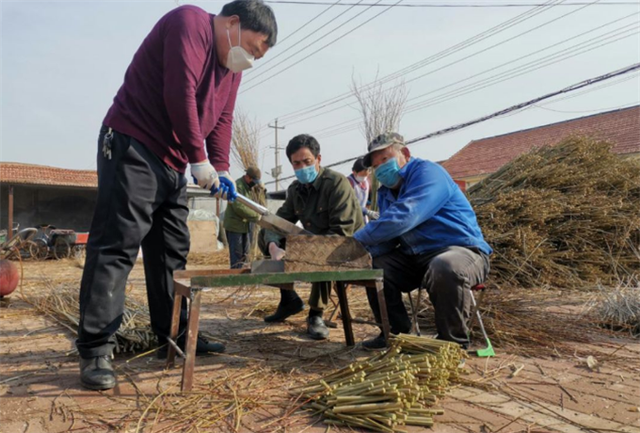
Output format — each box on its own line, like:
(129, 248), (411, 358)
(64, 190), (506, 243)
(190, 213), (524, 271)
(468, 136), (640, 289)
(295, 335), (464, 433)
(29, 283), (157, 353)
(586, 282), (640, 336)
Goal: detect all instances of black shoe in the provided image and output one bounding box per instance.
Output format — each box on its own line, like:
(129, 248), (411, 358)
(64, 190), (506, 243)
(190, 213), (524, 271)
(157, 333), (226, 359)
(80, 355), (116, 390)
(264, 298), (305, 323)
(362, 332), (387, 350)
(306, 315), (329, 340)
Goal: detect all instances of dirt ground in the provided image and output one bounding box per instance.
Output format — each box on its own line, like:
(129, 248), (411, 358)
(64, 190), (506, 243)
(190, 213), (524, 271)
(1, 259), (639, 433)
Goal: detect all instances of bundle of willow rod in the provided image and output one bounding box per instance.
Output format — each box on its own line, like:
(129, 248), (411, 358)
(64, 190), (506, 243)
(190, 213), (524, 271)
(468, 136), (640, 289)
(29, 283), (157, 353)
(294, 335), (464, 433)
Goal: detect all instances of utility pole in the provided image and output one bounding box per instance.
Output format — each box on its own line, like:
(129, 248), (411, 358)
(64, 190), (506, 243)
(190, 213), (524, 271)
(268, 119), (285, 191)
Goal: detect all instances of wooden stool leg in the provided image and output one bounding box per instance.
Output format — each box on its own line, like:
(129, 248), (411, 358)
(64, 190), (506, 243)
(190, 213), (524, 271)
(166, 292), (183, 368)
(375, 279), (391, 346)
(181, 290), (202, 392)
(335, 282), (355, 346)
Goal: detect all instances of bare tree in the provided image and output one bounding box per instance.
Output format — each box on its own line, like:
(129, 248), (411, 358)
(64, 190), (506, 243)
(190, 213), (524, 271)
(351, 74), (408, 209)
(230, 110), (267, 261)
(231, 110), (261, 170)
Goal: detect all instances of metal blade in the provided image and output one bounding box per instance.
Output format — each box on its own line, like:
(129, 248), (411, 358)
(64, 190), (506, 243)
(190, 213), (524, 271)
(234, 193), (312, 236)
(251, 259), (285, 274)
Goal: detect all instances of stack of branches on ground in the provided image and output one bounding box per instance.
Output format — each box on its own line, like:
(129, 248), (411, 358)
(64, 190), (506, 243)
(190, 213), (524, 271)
(27, 281), (157, 353)
(414, 289), (598, 357)
(468, 136), (640, 289)
(584, 281), (640, 337)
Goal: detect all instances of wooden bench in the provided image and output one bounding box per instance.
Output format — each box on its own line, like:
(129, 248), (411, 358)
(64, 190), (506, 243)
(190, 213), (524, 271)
(166, 268), (389, 392)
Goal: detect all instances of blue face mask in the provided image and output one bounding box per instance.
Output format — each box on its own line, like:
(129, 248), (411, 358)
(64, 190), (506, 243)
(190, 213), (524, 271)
(295, 165), (318, 184)
(375, 157), (402, 188)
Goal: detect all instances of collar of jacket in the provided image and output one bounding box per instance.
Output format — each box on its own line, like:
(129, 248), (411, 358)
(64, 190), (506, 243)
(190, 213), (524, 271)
(297, 166), (325, 191)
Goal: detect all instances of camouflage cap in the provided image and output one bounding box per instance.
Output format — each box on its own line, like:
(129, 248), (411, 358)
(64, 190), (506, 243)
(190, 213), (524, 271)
(246, 166), (261, 180)
(363, 132), (405, 168)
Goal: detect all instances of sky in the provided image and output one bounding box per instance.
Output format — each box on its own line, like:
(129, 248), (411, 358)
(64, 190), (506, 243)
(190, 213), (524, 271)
(1, 0), (639, 190)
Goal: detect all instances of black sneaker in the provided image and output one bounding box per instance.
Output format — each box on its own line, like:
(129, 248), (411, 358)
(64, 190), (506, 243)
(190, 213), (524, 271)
(264, 298), (305, 323)
(362, 332), (387, 350)
(80, 355), (116, 390)
(306, 315), (329, 340)
(157, 333), (225, 359)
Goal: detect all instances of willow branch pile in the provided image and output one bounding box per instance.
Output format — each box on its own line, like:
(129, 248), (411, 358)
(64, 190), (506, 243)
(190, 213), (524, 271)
(468, 136), (640, 289)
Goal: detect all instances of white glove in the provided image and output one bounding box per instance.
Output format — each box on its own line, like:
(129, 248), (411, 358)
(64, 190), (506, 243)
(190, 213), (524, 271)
(367, 210), (380, 220)
(215, 171), (237, 200)
(268, 242), (286, 261)
(191, 161), (220, 191)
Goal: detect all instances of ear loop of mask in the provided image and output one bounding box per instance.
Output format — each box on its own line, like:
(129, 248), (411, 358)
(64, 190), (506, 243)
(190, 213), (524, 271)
(227, 22), (242, 47)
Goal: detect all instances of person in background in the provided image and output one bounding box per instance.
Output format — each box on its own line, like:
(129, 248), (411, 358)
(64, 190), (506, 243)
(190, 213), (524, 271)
(76, 0), (277, 391)
(353, 132), (492, 350)
(259, 134), (363, 340)
(347, 157), (378, 223)
(224, 167), (262, 268)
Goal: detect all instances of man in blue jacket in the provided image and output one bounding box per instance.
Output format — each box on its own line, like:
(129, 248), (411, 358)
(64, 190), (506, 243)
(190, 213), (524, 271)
(354, 132), (492, 350)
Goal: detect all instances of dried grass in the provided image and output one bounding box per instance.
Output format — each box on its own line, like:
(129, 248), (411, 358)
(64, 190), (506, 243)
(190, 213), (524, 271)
(584, 282), (640, 336)
(26, 281), (157, 353)
(469, 136), (640, 289)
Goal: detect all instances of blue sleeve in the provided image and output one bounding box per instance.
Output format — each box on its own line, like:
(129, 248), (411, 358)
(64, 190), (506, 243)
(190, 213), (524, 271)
(354, 162), (452, 246)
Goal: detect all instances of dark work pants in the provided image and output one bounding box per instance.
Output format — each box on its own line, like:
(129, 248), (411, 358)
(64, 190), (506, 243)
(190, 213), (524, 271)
(227, 231), (250, 269)
(367, 246), (490, 347)
(257, 229), (330, 313)
(76, 127), (190, 358)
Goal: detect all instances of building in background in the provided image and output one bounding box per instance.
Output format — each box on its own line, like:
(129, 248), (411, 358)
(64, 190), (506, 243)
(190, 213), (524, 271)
(442, 105), (640, 191)
(0, 163), (220, 253)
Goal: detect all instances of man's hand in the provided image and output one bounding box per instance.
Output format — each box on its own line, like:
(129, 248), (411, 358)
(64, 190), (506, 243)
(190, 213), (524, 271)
(213, 171), (237, 201)
(268, 242), (286, 261)
(367, 210), (380, 220)
(191, 161), (220, 191)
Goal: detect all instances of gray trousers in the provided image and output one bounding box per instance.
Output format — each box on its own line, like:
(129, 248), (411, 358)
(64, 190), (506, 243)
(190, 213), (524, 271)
(367, 246), (490, 348)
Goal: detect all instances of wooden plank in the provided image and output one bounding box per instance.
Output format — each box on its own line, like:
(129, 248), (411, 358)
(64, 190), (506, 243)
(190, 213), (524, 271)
(181, 291), (202, 393)
(191, 269), (383, 288)
(166, 291), (183, 368)
(284, 235), (372, 272)
(175, 269), (250, 279)
(336, 283), (355, 346)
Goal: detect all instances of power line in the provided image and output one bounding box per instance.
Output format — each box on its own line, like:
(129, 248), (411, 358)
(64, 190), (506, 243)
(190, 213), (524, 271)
(311, 12), (637, 138)
(241, 0), (403, 93)
(285, 0), (607, 131)
(243, 0), (381, 85)
(264, 62), (640, 185)
(532, 101), (639, 113)
(272, 0), (562, 124)
(244, 0), (359, 77)
(265, 1), (638, 6)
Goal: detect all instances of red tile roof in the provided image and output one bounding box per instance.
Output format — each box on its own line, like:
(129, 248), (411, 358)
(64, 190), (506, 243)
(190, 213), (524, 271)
(0, 162), (97, 188)
(442, 105), (640, 180)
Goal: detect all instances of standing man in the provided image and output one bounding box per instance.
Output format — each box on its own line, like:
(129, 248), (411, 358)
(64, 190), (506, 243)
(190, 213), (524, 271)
(354, 133), (492, 350)
(224, 167), (262, 269)
(259, 134), (364, 340)
(347, 157), (378, 223)
(77, 1), (277, 390)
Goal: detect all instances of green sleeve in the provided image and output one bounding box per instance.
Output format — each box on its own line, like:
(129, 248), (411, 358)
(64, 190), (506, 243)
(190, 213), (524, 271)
(227, 181), (261, 222)
(327, 177), (364, 236)
(264, 184), (299, 247)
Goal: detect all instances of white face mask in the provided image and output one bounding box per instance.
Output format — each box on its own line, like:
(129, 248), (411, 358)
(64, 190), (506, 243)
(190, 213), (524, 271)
(355, 175), (367, 183)
(226, 23), (254, 73)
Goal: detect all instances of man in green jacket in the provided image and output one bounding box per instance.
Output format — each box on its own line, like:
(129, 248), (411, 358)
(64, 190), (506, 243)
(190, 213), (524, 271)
(259, 134), (363, 340)
(224, 167), (262, 268)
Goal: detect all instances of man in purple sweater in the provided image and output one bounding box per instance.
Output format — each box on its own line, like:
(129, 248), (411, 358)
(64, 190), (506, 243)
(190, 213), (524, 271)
(77, 1), (277, 391)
